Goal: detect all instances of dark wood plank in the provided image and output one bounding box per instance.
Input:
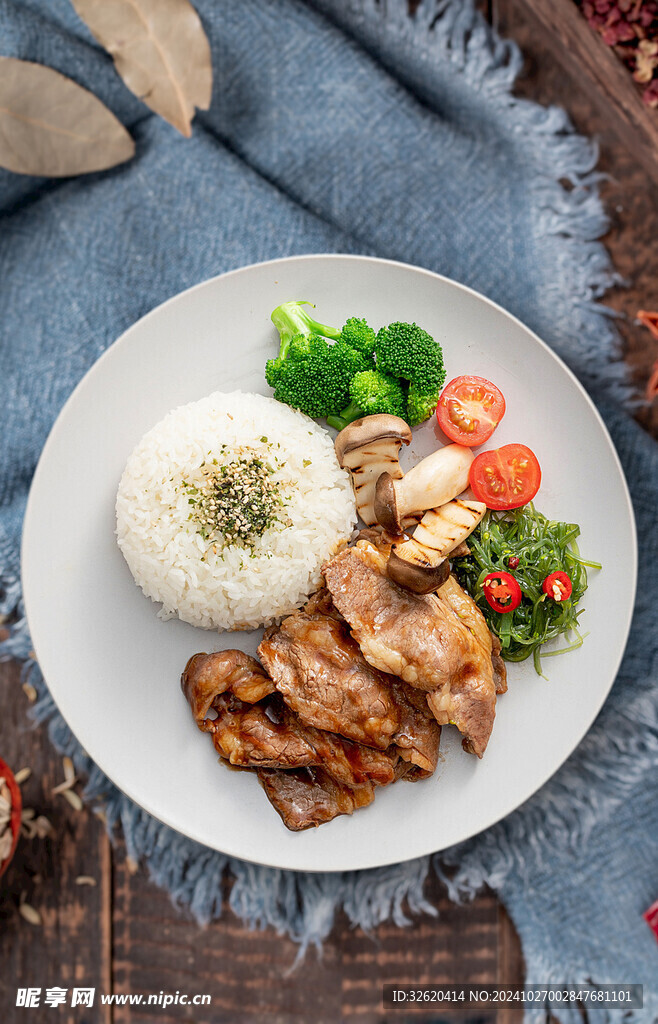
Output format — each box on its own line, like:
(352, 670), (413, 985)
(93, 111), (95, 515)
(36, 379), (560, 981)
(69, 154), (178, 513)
(496, 0), (658, 186)
(111, 850), (505, 1024)
(0, 659), (112, 1024)
(492, 0), (658, 440)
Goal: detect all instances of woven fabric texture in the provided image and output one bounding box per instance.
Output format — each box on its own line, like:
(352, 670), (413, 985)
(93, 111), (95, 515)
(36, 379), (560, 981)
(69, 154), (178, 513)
(1, 2), (656, 1018)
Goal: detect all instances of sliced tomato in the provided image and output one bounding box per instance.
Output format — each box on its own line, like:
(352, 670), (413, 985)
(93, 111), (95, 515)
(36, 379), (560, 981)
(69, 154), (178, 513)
(436, 375), (506, 447)
(469, 443), (541, 509)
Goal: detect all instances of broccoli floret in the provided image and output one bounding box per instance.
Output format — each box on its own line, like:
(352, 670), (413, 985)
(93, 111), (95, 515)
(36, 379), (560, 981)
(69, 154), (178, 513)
(287, 333), (331, 360)
(339, 317), (377, 362)
(327, 370), (407, 431)
(333, 340), (371, 377)
(271, 301), (341, 358)
(266, 335), (370, 420)
(407, 381), (442, 427)
(268, 302), (441, 424)
(374, 321), (446, 395)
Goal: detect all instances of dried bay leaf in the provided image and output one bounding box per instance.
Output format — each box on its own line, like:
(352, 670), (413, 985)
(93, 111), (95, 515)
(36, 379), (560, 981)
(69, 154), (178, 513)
(0, 58), (135, 177)
(71, 0), (212, 137)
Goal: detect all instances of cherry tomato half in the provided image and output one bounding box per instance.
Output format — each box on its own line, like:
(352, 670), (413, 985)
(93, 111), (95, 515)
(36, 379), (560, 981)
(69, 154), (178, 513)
(542, 571), (573, 602)
(482, 572), (522, 613)
(469, 443), (541, 510)
(436, 375), (506, 447)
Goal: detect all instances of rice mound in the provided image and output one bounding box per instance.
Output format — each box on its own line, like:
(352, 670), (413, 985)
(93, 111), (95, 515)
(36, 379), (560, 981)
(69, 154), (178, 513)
(116, 391), (356, 631)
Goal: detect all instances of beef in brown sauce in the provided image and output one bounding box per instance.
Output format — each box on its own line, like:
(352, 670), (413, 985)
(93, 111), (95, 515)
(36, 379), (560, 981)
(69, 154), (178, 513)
(181, 650), (275, 730)
(186, 686), (399, 790)
(259, 609), (440, 774)
(257, 767), (375, 831)
(322, 540), (499, 758)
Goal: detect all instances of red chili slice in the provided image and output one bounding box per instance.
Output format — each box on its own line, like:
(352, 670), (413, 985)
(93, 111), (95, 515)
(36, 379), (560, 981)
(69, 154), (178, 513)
(542, 571), (573, 602)
(482, 571), (522, 613)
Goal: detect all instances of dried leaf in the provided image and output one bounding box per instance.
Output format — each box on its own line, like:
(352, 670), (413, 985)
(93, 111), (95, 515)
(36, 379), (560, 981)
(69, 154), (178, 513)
(71, 0), (212, 137)
(0, 58), (135, 177)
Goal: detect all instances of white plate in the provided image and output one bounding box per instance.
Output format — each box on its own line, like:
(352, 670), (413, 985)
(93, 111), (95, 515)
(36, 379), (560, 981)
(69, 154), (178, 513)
(22, 255), (636, 873)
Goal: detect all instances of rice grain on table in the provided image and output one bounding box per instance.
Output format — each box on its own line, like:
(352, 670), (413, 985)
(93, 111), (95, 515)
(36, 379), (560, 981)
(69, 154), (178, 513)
(116, 391), (356, 631)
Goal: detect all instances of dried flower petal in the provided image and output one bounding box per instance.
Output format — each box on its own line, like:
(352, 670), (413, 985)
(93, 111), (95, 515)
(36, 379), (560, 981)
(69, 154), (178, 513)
(644, 898), (658, 940)
(0, 831), (13, 861)
(19, 902), (42, 926)
(33, 816), (53, 839)
(637, 310), (658, 339)
(22, 683), (37, 703)
(646, 359), (658, 400)
(62, 789), (84, 812)
(634, 37), (658, 79)
(643, 77), (658, 103)
(577, 0), (658, 98)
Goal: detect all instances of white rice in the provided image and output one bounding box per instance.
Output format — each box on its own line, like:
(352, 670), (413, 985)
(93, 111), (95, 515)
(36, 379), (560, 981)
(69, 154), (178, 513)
(116, 391), (356, 631)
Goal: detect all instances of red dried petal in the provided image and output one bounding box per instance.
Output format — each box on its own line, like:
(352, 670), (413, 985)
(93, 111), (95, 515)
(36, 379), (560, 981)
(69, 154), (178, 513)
(643, 899), (658, 940)
(602, 22), (637, 42)
(646, 360), (658, 401)
(642, 79), (658, 105)
(637, 311), (658, 340)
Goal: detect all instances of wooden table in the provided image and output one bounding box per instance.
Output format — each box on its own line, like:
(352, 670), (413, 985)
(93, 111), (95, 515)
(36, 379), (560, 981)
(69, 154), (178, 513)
(1, 2), (657, 1021)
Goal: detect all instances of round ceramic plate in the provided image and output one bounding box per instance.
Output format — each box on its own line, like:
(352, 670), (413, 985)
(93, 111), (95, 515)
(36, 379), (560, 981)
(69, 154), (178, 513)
(22, 255), (636, 873)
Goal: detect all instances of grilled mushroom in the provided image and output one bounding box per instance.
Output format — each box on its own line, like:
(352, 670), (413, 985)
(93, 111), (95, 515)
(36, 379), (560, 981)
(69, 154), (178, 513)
(374, 443), (474, 534)
(335, 415), (412, 526)
(386, 499), (486, 594)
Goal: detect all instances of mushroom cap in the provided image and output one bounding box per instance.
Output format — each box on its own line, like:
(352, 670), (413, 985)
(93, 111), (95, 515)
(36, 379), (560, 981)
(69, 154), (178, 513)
(386, 548), (450, 594)
(374, 472), (403, 534)
(334, 414), (412, 466)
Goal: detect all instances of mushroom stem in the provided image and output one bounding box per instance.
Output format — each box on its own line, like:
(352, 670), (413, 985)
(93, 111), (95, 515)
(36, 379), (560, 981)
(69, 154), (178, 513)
(385, 498), (486, 594)
(334, 415), (412, 527)
(374, 443), (474, 534)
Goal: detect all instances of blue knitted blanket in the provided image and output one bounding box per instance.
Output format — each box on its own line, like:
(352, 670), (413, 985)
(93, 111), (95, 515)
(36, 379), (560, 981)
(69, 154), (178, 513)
(1, 2), (656, 1019)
